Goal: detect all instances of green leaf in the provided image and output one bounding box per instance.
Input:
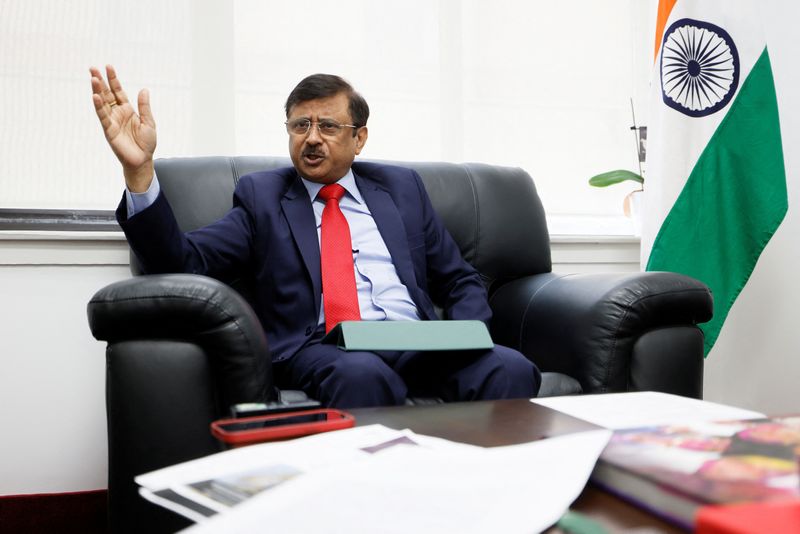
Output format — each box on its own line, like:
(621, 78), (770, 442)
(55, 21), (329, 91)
(588, 169), (644, 187)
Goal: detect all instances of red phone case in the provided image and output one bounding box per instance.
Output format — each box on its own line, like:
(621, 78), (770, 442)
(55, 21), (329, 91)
(211, 408), (355, 446)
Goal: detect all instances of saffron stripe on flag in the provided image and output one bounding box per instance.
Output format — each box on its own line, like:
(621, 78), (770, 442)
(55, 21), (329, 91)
(653, 0), (678, 61)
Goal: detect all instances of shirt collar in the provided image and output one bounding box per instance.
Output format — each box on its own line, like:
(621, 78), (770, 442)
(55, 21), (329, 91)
(300, 169), (363, 204)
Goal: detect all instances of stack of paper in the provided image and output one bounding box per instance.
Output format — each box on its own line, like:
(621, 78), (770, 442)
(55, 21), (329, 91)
(533, 392), (764, 430)
(136, 424), (611, 533)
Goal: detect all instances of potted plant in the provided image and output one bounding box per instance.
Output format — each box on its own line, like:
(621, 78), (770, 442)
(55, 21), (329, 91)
(588, 107), (647, 230)
(588, 169), (643, 218)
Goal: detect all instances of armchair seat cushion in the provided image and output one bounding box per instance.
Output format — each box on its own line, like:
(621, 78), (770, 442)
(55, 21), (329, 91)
(538, 372), (583, 397)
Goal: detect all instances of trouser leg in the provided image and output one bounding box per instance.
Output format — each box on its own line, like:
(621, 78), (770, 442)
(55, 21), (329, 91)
(276, 342), (407, 409)
(395, 344), (540, 402)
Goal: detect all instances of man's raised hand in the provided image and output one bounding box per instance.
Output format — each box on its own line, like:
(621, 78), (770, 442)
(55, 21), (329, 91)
(90, 65), (156, 192)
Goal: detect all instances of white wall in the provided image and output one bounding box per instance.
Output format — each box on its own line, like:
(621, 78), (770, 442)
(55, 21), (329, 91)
(1, 0), (648, 230)
(232, 0), (650, 222)
(0, 235), (130, 494)
(0, 0), (195, 209)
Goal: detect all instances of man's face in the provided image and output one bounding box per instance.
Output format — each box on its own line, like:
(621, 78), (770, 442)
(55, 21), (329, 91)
(287, 92), (368, 184)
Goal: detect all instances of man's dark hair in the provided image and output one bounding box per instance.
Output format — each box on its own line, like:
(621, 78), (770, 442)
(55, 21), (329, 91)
(285, 74), (370, 134)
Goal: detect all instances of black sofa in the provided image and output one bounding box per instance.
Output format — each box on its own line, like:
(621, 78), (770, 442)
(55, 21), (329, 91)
(88, 156), (712, 532)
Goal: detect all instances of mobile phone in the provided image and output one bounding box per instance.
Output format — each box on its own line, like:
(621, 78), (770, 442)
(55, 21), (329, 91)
(211, 408), (355, 446)
(229, 399), (322, 419)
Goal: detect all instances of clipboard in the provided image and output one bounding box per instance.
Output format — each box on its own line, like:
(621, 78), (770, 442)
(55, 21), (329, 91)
(321, 320), (495, 351)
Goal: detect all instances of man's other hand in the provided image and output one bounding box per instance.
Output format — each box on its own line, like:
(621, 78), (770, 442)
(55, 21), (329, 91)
(90, 65), (156, 192)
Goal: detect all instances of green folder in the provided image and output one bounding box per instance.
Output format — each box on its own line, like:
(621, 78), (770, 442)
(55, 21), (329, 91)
(321, 320), (494, 351)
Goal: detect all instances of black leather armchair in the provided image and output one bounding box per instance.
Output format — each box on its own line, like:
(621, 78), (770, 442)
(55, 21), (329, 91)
(88, 157), (712, 533)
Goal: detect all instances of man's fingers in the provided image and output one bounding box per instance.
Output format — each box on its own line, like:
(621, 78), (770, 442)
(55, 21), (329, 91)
(90, 77), (109, 113)
(91, 92), (114, 133)
(89, 66), (103, 83)
(138, 88), (155, 128)
(90, 74), (106, 98)
(106, 64), (131, 105)
(89, 66), (117, 106)
(89, 68), (108, 100)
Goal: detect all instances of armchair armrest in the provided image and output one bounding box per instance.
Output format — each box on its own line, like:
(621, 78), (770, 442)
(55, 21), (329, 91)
(87, 273), (275, 407)
(88, 274), (282, 532)
(489, 272), (713, 395)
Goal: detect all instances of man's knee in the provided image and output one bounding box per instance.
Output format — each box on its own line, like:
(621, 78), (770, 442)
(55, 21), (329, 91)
(320, 353), (407, 408)
(484, 345), (541, 398)
(326, 353), (396, 386)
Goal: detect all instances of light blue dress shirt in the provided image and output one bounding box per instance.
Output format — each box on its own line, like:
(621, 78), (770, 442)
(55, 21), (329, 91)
(300, 171), (419, 324)
(126, 171), (420, 325)
(125, 177), (160, 216)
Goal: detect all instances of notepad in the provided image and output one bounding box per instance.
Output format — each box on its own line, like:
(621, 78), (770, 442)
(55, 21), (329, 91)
(321, 320), (494, 351)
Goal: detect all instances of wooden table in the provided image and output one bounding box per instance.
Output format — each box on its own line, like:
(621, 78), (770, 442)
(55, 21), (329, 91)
(350, 399), (685, 533)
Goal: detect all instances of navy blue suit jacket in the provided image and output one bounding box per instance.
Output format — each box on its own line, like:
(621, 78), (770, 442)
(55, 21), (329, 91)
(117, 162), (492, 363)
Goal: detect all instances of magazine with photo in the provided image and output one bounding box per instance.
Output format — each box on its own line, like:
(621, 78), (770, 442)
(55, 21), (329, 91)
(591, 415), (800, 530)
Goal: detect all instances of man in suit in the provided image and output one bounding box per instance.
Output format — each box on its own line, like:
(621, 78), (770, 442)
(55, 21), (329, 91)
(90, 65), (540, 408)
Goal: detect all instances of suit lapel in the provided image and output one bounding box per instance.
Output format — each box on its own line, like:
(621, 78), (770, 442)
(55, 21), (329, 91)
(281, 177), (322, 315)
(356, 173), (418, 292)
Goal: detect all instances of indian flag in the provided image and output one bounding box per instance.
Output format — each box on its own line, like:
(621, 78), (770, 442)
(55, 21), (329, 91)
(642, 0), (787, 356)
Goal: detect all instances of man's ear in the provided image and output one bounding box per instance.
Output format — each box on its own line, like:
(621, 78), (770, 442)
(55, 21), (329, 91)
(354, 126), (368, 154)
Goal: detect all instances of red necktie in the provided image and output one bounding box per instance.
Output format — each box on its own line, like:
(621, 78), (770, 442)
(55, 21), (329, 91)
(318, 184), (361, 332)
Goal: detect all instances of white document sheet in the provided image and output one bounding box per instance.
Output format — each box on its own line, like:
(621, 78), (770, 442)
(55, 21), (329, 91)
(533, 391), (764, 430)
(181, 428), (612, 534)
(137, 425), (479, 521)
(138, 425), (415, 491)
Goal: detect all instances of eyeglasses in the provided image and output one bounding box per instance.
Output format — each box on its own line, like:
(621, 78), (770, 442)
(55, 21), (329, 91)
(285, 118), (359, 137)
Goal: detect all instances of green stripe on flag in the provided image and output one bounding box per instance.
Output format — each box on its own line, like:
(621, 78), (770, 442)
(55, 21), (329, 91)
(646, 47), (787, 356)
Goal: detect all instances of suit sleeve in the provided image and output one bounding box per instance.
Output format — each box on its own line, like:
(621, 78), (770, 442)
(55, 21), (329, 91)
(411, 171), (493, 324)
(116, 176), (258, 281)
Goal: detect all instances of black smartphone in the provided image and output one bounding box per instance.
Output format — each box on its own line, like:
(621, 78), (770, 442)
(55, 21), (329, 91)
(217, 412), (328, 432)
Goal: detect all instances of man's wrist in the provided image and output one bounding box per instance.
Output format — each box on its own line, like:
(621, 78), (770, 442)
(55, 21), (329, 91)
(124, 160), (155, 193)
(126, 173), (160, 217)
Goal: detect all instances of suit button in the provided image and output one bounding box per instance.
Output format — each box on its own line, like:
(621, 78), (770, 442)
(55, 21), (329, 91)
(305, 326), (313, 336)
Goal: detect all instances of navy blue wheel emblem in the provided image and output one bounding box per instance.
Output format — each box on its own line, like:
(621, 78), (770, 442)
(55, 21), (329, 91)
(660, 18), (739, 117)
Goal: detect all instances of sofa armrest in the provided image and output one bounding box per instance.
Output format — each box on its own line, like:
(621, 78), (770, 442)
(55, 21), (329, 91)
(88, 274), (280, 532)
(489, 272), (713, 394)
(87, 273), (275, 407)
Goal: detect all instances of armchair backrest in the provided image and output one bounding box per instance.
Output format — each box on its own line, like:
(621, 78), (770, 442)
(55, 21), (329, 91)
(150, 157), (552, 293)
